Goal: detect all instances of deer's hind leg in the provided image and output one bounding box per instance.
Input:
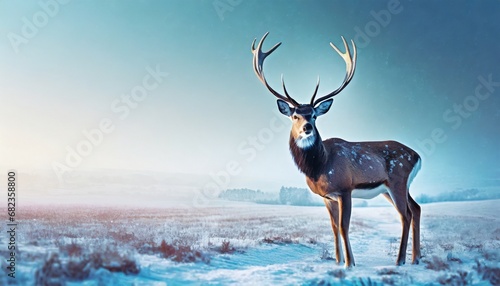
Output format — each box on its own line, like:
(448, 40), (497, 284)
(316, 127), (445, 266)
(385, 182), (411, 266)
(408, 195), (421, 264)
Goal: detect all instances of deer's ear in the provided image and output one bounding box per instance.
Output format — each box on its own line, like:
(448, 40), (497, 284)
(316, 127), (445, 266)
(314, 99), (333, 116)
(277, 99), (293, 116)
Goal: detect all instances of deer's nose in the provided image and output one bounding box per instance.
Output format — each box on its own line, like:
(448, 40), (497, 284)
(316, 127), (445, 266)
(303, 123), (313, 134)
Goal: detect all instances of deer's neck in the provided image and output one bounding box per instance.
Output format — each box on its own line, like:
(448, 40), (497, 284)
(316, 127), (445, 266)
(289, 133), (328, 181)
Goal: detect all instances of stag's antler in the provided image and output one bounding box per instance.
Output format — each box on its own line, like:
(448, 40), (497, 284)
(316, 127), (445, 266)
(310, 37), (357, 107)
(252, 32), (299, 107)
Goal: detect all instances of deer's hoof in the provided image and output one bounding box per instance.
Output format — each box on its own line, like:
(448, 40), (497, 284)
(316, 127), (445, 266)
(344, 262), (355, 269)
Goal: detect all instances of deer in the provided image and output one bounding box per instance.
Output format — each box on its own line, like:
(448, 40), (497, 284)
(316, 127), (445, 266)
(251, 32), (422, 268)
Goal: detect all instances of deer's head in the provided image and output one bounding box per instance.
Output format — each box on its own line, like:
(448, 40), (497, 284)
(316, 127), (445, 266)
(251, 32), (357, 149)
(276, 101), (333, 149)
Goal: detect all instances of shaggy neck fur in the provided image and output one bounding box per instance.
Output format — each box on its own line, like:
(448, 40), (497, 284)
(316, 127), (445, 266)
(289, 131), (328, 181)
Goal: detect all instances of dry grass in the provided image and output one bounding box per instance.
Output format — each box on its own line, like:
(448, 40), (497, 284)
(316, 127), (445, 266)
(9, 202), (500, 285)
(17, 204), (332, 267)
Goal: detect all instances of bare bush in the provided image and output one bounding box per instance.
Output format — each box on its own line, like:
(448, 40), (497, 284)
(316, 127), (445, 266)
(355, 277), (383, 286)
(474, 259), (500, 285)
(461, 242), (484, 252)
(481, 250), (499, 261)
(109, 231), (136, 244)
(59, 240), (83, 257)
(219, 240), (235, 254)
(376, 268), (400, 275)
(386, 237), (398, 257)
(446, 252), (462, 264)
(154, 239), (210, 263)
(64, 257), (92, 280)
(92, 249), (140, 275)
(424, 256), (450, 271)
(327, 269), (346, 280)
(262, 236), (295, 244)
(381, 276), (395, 285)
(34, 249), (140, 285)
(439, 243), (454, 251)
(437, 270), (471, 286)
(420, 233), (434, 258)
(35, 253), (65, 286)
(308, 237), (318, 244)
(320, 246), (334, 261)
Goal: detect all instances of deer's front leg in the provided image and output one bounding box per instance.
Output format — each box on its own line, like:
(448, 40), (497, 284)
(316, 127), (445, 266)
(338, 192), (355, 268)
(324, 198), (344, 264)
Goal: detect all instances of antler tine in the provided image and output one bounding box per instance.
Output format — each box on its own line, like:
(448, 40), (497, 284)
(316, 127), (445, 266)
(312, 36), (357, 107)
(252, 32), (299, 107)
(309, 76), (320, 105)
(281, 75), (299, 104)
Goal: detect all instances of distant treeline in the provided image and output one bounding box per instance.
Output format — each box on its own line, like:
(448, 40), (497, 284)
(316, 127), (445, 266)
(278, 186), (323, 206)
(217, 188), (279, 204)
(415, 188), (500, 204)
(220, 187), (500, 206)
(218, 187), (323, 206)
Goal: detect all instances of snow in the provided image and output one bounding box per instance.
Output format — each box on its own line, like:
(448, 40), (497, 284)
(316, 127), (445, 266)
(389, 159), (397, 173)
(407, 158), (421, 189)
(352, 184), (389, 200)
(3, 199), (499, 285)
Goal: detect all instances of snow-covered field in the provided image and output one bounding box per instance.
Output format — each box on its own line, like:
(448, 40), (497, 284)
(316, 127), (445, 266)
(1, 199), (499, 285)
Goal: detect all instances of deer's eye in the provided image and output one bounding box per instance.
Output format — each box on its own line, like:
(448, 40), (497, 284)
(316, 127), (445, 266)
(293, 115), (299, 120)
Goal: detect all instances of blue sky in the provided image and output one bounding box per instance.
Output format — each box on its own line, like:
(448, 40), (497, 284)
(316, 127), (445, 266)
(1, 0), (499, 195)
